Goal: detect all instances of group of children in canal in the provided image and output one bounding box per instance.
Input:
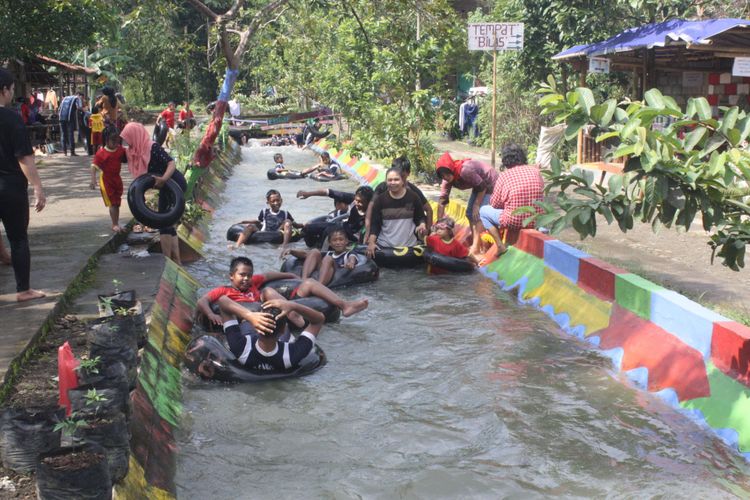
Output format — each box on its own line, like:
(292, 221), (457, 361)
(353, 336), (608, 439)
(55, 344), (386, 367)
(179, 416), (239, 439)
(196, 151), (478, 375)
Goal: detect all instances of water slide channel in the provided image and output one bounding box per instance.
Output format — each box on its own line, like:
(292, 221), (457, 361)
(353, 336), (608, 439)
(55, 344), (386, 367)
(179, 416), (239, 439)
(177, 145), (750, 498)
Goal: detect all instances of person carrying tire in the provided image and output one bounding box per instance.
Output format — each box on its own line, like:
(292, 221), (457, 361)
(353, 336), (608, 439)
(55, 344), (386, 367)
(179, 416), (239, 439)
(120, 122), (186, 264)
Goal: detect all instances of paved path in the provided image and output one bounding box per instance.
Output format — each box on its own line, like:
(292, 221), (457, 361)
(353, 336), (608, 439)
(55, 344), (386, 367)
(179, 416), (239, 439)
(434, 139), (750, 320)
(0, 152), (135, 381)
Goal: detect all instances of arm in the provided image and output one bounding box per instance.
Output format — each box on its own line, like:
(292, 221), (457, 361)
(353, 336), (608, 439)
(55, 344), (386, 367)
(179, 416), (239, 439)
(263, 271), (299, 281)
(197, 292), (223, 326)
(90, 165), (98, 190)
(423, 202), (433, 233)
(363, 198), (375, 243)
(344, 254), (357, 270)
(19, 155), (45, 212)
(288, 248), (308, 259)
(154, 160), (176, 188)
(296, 189), (329, 199)
(264, 298), (325, 335)
(216, 296), (275, 335)
(301, 164), (321, 175)
(437, 180), (451, 219)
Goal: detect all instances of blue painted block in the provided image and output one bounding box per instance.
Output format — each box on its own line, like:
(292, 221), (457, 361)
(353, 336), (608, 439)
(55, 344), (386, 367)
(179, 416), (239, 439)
(655, 388), (679, 407)
(625, 366), (649, 390)
(650, 289), (727, 359)
(543, 240), (590, 283)
(600, 347), (624, 371)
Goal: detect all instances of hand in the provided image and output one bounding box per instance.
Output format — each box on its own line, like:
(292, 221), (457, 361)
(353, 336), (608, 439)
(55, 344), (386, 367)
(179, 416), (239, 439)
(207, 312), (223, 326)
(262, 298), (292, 317)
(279, 247), (290, 259)
(296, 191), (310, 199)
(153, 175), (166, 189)
(416, 223), (427, 238)
(245, 311), (276, 335)
(345, 259), (356, 270)
(33, 186), (46, 212)
(366, 242), (378, 259)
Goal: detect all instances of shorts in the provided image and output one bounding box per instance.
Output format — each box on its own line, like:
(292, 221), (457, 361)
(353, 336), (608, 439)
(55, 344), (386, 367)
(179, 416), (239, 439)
(466, 192), (491, 223)
(479, 205), (504, 229)
(98, 171), (123, 207)
(91, 131), (103, 146)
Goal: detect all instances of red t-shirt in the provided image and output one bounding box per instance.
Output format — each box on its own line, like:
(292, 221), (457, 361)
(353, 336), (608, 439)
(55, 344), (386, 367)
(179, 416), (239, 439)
(93, 146), (126, 182)
(179, 109), (194, 121)
(205, 275), (267, 303)
(426, 233), (469, 274)
(160, 109), (175, 128)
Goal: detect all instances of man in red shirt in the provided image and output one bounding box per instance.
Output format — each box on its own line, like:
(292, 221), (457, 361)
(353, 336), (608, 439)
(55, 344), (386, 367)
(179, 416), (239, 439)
(479, 144), (545, 254)
(159, 101), (176, 129)
(178, 101), (195, 130)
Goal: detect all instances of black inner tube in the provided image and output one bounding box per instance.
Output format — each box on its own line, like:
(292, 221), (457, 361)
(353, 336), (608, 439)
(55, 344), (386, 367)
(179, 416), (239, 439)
(126, 175), (185, 229)
(423, 248), (475, 273)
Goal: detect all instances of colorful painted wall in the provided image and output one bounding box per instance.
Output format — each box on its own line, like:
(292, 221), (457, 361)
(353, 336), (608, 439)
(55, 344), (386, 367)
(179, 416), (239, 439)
(312, 138), (750, 461)
(116, 144), (240, 499)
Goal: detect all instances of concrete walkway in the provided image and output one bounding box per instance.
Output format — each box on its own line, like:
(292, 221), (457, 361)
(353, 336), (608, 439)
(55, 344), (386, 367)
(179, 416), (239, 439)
(0, 152), (136, 381)
(433, 138), (750, 320)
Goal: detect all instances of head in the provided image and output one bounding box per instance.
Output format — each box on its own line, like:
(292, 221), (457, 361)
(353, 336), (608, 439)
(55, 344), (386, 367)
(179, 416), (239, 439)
(103, 125), (120, 150)
(183, 101), (190, 110)
(260, 305), (287, 339)
(273, 153), (283, 164)
(0, 68), (15, 106)
(435, 152), (457, 183)
(391, 156), (411, 179)
(229, 256), (254, 291)
(501, 143), (527, 169)
(434, 217), (455, 240)
(265, 189), (282, 211)
(354, 185), (374, 213)
(385, 166), (406, 193)
(320, 152), (331, 165)
(328, 227), (350, 252)
(92, 104), (100, 114)
(333, 197), (349, 213)
(168, 101), (175, 111)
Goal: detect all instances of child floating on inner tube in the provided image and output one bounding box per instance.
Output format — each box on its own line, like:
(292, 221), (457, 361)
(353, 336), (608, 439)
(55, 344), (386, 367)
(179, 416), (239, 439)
(232, 189), (303, 255)
(300, 151), (342, 180)
(196, 257), (369, 334)
(213, 295), (324, 374)
(425, 217), (478, 274)
(297, 185), (374, 244)
(282, 227), (357, 286)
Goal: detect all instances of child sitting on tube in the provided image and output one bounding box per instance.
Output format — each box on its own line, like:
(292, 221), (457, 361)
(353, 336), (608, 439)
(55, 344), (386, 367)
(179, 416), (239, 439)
(233, 189), (303, 255)
(425, 217), (478, 274)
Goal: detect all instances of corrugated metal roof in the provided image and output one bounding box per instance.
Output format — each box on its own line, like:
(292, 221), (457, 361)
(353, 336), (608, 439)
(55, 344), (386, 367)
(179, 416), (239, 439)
(553, 18), (750, 60)
(33, 54), (97, 75)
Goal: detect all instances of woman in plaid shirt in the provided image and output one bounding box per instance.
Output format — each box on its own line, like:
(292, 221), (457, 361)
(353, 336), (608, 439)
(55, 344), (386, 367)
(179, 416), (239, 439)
(479, 144), (545, 255)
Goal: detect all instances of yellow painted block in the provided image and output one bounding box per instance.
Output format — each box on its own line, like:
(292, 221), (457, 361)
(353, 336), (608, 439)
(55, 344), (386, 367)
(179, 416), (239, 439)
(428, 200), (470, 228)
(114, 456), (174, 500)
(528, 268), (612, 336)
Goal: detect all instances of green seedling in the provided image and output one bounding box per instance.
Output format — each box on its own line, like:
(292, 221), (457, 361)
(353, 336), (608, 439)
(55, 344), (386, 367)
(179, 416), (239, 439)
(84, 388), (108, 405)
(54, 413), (88, 436)
(75, 356), (101, 375)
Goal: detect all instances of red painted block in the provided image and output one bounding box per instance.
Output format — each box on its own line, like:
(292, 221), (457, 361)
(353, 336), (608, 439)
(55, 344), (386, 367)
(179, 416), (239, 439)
(155, 279), (175, 311)
(578, 257), (626, 301)
(347, 158), (358, 167)
(707, 95), (719, 105)
(364, 169), (378, 182)
(708, 73), (720, 85)
(597, 305), (710, 401)
(711, 321), (750, 387)
(513, 229), (552, 258)
(725, 83), (738, 95)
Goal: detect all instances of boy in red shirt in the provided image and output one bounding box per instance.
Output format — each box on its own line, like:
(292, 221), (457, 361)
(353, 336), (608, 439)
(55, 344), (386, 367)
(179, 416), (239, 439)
(425, 217), (478, 274)
(89, 125), (127, 232)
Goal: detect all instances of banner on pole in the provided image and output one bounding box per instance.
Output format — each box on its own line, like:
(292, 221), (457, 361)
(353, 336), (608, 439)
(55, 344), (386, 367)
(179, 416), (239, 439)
(467, 23), (524, 51)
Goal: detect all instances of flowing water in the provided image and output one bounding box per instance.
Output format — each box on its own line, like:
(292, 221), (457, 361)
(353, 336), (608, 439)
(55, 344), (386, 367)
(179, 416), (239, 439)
(176, 145), (750, 499)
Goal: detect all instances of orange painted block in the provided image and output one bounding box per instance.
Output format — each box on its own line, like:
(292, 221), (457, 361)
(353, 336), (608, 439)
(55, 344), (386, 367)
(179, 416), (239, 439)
(712, 321), (750, 387)
(514, 230), (553, 259)
(596, 305), (710, 401)
(364, 169), (379, 182)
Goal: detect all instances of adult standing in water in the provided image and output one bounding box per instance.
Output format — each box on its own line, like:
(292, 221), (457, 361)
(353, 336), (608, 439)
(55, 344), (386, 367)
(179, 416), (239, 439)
(479, 143), (544, 255)
(120, 122), (186, 265)
(0, 68), (47, 301)
(434, 152), (498, 255)
(367, 166), (426, 257)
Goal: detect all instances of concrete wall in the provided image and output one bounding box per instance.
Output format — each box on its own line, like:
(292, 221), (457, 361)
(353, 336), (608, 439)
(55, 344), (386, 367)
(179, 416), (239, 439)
(314, 138), (750, 462)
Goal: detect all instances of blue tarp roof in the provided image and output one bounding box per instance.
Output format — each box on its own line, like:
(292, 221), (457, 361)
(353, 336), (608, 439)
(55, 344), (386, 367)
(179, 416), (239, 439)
(553, 18), (750, 60)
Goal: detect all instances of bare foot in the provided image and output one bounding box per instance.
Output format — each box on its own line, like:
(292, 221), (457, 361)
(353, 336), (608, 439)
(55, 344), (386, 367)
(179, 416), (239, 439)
(112, 225), (123, 233)
(17, 289), (46, 302)
(342, 299), (368, 317)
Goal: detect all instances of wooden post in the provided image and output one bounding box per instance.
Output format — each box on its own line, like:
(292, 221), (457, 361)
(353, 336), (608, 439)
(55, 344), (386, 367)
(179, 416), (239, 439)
(576, 68), (587, 165)
(185, 26), (190, 106)
(491, 48), (497, 168)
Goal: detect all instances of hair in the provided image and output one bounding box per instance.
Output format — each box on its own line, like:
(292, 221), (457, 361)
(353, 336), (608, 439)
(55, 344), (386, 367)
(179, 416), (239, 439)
(0, 68), (14, 92)
(265, 189), (281, 200)
(328, 226), (349, 241)
(435, 216), (455, 235)
(355, 185), (374, 203)
(391, 155), (411, 174)
(229, 256), (253, 274)
(101, 86), (117, 108)
(168, 101), (175, 106)
(263, 306), (288, 338)
(386, 166), (406, 179)
(92, 104), (101, 113)
(436, 166), (452, 178)
(102, 125), (120, 145)
(273, 153), (283, 162)
(501, 143), (527, 169)
(321, 151), (330, 160)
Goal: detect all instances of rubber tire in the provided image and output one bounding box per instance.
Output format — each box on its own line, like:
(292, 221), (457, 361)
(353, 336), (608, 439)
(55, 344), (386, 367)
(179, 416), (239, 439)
(310, 172), (347, 182)
(423, 248), (475, 273)
(352, 244), (425, 268)
(152, 121), (168, 146)
(226, 224), (303, 245)
(267, 168), (305, 180)
(280, 254), (379, 289)
(127, 175), (185, 229)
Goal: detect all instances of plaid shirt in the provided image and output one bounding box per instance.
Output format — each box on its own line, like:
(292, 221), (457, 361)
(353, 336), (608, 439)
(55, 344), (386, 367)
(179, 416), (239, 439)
(489, 164), (545, 229)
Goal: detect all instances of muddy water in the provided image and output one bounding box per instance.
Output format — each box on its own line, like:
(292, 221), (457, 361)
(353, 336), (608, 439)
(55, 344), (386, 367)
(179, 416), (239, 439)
(176, 145), (750, 498)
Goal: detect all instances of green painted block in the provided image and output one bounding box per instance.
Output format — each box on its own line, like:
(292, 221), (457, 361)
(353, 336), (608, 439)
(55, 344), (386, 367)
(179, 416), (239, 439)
(615, 273), (663, 319)
(681, 362), (750, 453)
(372, 171), (386, 187)
(485, 247), (545, 297)
(139, 347), (183, 427)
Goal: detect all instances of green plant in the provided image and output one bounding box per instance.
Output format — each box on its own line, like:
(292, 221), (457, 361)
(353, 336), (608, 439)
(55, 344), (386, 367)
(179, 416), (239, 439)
(526, 78), (750, 270)
(54, 413), (88, 437)
(75, 356), (101, 376)
(180, 201), (209, 226)
(84, 389), (107, 405)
